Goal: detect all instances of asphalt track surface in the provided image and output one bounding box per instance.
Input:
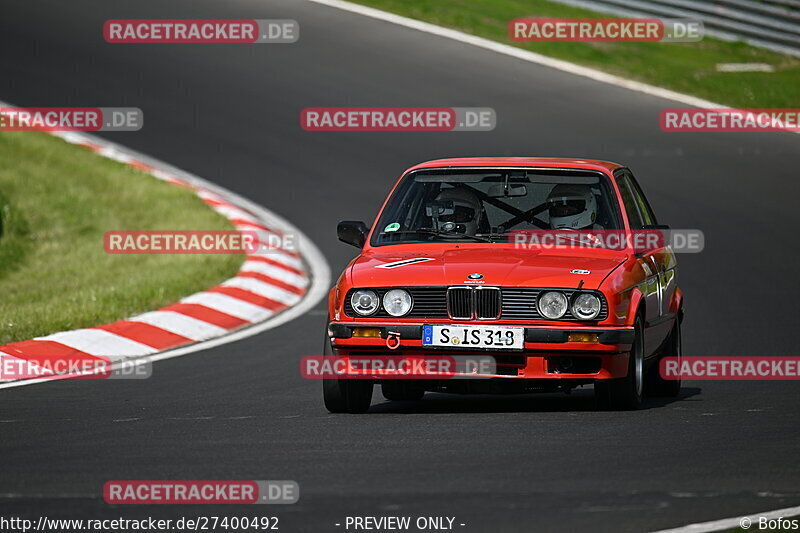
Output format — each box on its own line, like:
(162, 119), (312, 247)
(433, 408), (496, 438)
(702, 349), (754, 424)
(1, 1), (799, 531)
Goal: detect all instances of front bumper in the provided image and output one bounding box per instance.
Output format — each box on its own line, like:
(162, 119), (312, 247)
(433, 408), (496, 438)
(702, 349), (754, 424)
(328, 322), (633, 380)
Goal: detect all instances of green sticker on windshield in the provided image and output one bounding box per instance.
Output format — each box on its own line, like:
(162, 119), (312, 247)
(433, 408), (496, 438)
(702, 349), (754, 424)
(384, 223), (400, 232)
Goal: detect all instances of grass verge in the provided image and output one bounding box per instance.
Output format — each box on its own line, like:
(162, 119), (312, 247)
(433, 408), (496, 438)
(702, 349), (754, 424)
(350, 0), (799, 108)
(0, 131), (243, 345)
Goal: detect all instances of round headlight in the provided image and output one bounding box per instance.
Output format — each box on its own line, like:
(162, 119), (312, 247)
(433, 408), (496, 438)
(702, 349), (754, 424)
(572, 293), (601, 320)
(538, 291), (568, 319)
(350, 290), (379, 316)
(382, 289), (412, 317)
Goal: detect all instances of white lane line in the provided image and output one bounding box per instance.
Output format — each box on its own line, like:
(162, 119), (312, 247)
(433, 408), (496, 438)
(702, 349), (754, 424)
(195, 190), (228, 203)
(236, 226), (300, 257)
(149, 168), (181, 183)
(130, 311), (228, 341)
(255, 251), (304, 271)
(240, 260), (309, 288)
(35, 329), (157, 356)
(234, 219), (269, 230)
(95, 146), (135, 164)
(180, 292), (274, 322)
(650, 504), (800, 533)
(250, 228), (293, 249)
(250, 227), (284, 239)
(222, 277), (302, 306)
(210, 204), (260, 224)
(304, 0), (725, 109)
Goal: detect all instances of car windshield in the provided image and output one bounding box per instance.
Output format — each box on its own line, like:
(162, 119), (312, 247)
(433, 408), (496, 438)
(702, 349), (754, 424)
(372, 168), (622, 246)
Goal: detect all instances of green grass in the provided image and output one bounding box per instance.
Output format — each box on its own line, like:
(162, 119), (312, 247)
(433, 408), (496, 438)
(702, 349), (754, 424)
(0, 131), (243, 345)
(351, 0), (800, 108)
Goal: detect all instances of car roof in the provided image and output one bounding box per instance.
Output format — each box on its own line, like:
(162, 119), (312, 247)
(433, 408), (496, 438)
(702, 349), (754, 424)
(404, 157), (625, 175)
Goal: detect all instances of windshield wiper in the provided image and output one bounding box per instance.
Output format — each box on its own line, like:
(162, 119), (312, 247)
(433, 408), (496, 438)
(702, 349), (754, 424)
(380, 228), (493, 243)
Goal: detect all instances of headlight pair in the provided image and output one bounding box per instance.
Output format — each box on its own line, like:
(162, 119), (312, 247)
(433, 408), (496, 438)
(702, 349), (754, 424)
(350, 288), (600, 319)
(350, 289), (412, 317)
(538, 291), (602, 320)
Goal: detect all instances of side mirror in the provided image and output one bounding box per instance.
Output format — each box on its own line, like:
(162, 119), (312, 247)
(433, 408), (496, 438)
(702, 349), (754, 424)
(338, 220), (369, 248)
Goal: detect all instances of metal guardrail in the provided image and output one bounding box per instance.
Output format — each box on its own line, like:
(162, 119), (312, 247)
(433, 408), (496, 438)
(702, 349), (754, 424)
(547, 0), (800, 57)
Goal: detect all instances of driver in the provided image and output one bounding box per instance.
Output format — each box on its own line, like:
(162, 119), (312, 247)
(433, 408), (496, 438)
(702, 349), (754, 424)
(433, 187), (485, 236)
(546, 184), (598, 230)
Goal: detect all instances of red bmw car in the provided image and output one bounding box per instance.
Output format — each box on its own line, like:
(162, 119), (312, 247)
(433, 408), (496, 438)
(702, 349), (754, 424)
(324, 158), (683, 413)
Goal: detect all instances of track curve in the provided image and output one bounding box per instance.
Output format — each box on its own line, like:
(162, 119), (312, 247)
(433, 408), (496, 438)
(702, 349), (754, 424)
(1, 0), (799, 531)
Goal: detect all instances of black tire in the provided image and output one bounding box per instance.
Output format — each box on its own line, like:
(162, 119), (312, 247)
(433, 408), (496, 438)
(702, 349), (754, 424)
(647, 318), (682, 397)
(595, 317), (645, 410)
(322, 332), (373, 414)
(382, 380), (425, 401)
(323, 378), (373, 414)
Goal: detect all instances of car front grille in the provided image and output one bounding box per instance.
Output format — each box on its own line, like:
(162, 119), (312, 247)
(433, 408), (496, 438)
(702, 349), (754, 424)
(446, 287), (472, 319)
(447, 286), (501, 320)
(344, 287), (607, 321)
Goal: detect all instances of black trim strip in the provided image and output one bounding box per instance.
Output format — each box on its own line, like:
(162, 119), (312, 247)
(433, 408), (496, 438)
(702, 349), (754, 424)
(328, 324), (423, 340)
(329, 324), (633, 345)
(645, 312), (677, 329)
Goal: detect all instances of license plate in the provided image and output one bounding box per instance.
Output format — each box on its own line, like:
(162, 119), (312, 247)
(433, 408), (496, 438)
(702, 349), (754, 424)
(422, 325), (524, 350)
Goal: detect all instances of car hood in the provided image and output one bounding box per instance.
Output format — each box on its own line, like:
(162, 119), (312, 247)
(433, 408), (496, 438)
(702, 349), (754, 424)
(348, 246), (628, 290)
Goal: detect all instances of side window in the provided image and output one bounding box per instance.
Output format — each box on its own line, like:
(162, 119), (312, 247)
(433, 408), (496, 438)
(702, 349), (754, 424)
(616, 174), (644, 229)
(627, 174), (657, 226)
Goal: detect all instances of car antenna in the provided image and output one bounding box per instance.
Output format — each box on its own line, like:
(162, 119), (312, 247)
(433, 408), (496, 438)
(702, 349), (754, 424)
(577, 279), (585, 290)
